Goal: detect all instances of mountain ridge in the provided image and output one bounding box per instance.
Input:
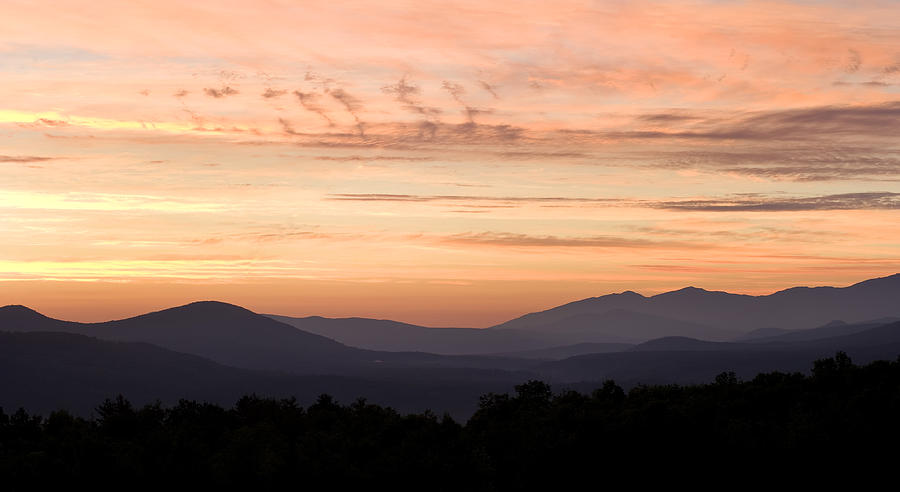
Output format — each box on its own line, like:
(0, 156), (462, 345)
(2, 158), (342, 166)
(493, 273), (900, 333)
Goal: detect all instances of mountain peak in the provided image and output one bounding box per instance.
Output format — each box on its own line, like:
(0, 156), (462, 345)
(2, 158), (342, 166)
(130, 301), (258, 323)
(617, 290), (645, 298)
(657, 286), (709, 296)
(0, 304), (51, 320)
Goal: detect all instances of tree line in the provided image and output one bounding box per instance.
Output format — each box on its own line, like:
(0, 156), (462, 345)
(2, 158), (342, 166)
(2, 352), (898, 489)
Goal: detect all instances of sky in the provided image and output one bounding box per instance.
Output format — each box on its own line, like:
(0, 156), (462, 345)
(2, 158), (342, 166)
(1, 0), (899, 326)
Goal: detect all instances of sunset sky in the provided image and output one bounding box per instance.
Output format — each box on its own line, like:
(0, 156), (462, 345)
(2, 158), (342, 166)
(1, 0), (899, 326)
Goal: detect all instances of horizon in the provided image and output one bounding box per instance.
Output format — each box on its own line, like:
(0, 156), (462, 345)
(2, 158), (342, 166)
(6, 271), (897, 327)
(2, 1), (899, 326)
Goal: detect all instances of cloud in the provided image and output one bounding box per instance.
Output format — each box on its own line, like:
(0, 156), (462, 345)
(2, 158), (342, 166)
(478, 80), (499, 99)
(0, 155), (55, 163)
(844, 49), (862, 73)
(732, 102), (900, 139)
(637, 112), (703, 123)
(382, 76), (420, 104)
(622, 102), (900, 140)
(382, 76), (442, 122)
(314, 155), (431, 162)
(293, 90), (334, 126)
(463, 106), (493, 123)
(442, 232), (686, 249)
(328, 191), (900, 213)
(654, 192), (900, 212)
(327, 193), (617, 205)
(883, 62), (900, 75)
(278, 117), (299, 135)
(653, 145), (900, 182)
(203, 86), (239, 98)
(494, 151), (589, 159)
(328, 88), (365, 137)
(441, 81), (466, 104)
(262, 88), (287, 99)
(34, 118), (69, 127)
(441, 80), (492, 124)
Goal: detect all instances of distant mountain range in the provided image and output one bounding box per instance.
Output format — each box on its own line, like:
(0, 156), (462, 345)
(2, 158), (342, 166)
(0, 302), (532, 374)
(494, 273), (900, 335)
(537, 320), (900, 385)
(272, 273), (900, 350)
(2, 273), (899, 416)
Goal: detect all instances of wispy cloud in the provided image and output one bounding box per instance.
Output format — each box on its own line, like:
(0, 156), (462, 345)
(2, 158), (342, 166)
(327, 193), (618, 204)
(651, 145), (900, 182)
(203, 86), (239, 98)
(328, 88), (365, 137)
(261, 88), (287, 99)
(313, 155), (432, 162)
(623, 102), (900, 141)
(655, 192), (900, 212)
(382, 76), (442, 133)
(478, 80), (499, 99)
(293, 90), (334, 126)
(1, 155), (55, 163)
(442, 232), (692, 249)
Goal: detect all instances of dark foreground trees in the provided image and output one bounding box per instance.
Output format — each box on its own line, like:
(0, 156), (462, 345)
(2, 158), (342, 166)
(2, 352), (899, 489)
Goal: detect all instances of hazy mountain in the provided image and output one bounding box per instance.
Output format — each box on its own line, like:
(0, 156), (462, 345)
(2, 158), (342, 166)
(0, 331), (527, 418)
(489, 342), (634, 360)
(267, 314), (560, 354)
(744, 317), (900, 344)
(494, 307), (737, 342)
(630, 336), (748, 352)
(1, 302), (372, 373)
(0, 302), (535, 375)
(538, 321), (900, 384)
(733, 327), (793, 341)
(494, 273), (900, 335)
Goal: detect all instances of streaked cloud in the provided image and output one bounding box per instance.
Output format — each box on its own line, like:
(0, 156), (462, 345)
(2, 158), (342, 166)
(656, 192), (900, 212)
(442, 232), (692, 249)
(326, 193), (619, 205)
(1, 155), (55, 163)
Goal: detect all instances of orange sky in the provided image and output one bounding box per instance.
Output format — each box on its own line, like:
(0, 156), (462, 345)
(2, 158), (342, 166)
(1, 0), (899, 326)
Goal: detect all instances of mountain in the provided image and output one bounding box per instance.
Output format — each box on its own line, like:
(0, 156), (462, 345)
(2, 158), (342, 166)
(745, 317), (900, 344)
(0, 330), (527, 418)
(630, 336), (747, 352)
(489, 342), (634, 360)
(733, 327), (793, 341)
(505, 308), (735, 342)
(494, 273), (900, 336)
(0, 302), (534, 375)
(537, 321), (900, 384)
(3, 301), (900, 417)
(267, 314), (560, 355)
(1, 302), (372, 373)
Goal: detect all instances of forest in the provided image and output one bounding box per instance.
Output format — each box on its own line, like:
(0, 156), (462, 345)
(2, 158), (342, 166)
(2, 352), (898, 489)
